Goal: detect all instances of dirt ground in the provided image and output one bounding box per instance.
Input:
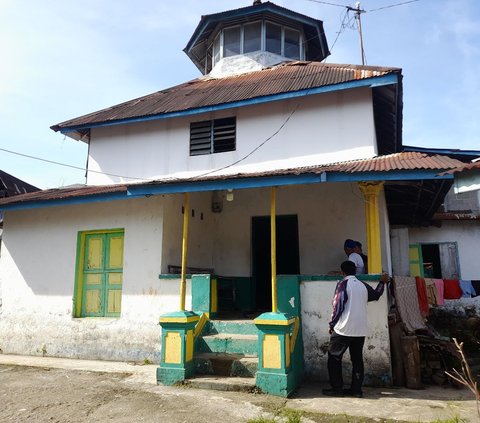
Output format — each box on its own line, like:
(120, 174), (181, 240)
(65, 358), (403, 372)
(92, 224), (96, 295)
(0, 365), (266, 423)
(1, 362), (479, 423)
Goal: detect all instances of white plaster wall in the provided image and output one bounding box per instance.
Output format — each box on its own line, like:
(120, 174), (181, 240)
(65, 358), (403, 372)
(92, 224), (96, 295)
(0, 197), (192, 362)
(300, 279), (391, 385)
(87, 88), (377, 185)
(409, 221), (480, 280)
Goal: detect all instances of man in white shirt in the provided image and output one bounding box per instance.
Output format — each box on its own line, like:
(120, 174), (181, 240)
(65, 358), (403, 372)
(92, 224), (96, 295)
(322, 260), (389, 398)
(344, 239), (365, 274)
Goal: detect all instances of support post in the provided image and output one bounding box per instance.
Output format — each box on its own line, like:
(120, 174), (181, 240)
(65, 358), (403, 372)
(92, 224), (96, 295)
(358, 181), (384, 274)
(271, 186), (277, 313)
(180, 192), (190, 310)
(157, 192), (200, 386)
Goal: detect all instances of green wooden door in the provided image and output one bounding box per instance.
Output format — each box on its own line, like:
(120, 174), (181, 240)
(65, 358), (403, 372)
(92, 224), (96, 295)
(82, 232), (124, 317)
(409, 244), (424, 277)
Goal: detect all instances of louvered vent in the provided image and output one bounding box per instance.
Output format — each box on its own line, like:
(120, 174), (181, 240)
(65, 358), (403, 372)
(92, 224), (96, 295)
(190, 117), (236, 156)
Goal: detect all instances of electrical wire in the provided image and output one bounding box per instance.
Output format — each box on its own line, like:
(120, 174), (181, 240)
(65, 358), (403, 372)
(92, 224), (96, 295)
(0, 102), (301, 185)
(0, 147), (150, 181)
(303, 0), (348, 8)
(369, 0), (419, 12)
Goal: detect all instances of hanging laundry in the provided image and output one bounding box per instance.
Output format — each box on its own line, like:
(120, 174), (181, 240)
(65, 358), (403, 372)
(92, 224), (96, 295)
(415, 277), (430, 318)
(443, 279), (462, 300)
(424, 278), (438, 305)
(393, 276), (427, 332)
(459, 280), (475, 298)
(433, 279), (445, 305)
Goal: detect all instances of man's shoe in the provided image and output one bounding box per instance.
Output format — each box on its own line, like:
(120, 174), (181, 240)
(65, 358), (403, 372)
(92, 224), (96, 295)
(322, 388), (344, 397)
(343, 388), (363, 398)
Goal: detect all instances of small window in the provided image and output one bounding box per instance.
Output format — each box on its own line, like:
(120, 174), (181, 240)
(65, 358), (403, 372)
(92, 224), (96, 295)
(224, 26), (241, 58)
(213, 34), (221, 67)
(244, 22), (262, 53)
(284, 28), (300, 60)
(266, 22), (282, 55)
(190, 117), (236, 156)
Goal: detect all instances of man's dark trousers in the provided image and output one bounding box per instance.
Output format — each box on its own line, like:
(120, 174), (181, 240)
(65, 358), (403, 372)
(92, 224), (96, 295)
(327, 331), (365, 393)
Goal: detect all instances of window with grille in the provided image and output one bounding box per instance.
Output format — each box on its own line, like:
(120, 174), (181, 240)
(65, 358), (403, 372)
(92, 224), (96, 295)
(190, 117), (236, 156)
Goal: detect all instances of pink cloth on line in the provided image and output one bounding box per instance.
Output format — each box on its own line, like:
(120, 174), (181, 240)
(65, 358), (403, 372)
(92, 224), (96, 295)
(433, 279), (444, 305)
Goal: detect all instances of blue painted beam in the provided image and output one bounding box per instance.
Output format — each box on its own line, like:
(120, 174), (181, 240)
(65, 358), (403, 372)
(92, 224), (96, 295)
(60, 74), (399, 134)
(325, 170), (454, 182)
(127, 174), (327, 196)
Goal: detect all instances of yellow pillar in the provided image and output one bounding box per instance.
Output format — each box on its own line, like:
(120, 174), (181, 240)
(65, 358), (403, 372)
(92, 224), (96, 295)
(271, 187), (277, 313)
(179, 192), (190, 310)
(358, 182), (384, 274)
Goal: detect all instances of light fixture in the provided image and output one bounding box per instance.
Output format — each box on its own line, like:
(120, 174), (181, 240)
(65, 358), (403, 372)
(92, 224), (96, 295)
(226, 189), (234, 202)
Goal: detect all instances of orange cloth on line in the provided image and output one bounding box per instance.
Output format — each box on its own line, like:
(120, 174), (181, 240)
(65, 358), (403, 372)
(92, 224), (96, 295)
(444, 279), (462, 299)
(415, 276), (430, 318)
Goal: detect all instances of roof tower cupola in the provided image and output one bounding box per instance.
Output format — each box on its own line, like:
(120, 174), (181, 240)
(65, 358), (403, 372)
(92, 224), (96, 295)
(184, 1), (330, 77)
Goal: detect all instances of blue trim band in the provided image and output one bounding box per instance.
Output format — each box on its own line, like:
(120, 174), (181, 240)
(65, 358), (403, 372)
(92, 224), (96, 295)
(127, 174), (326, 196)
(60, 74), (398, 134)
(325, 170), (454, 182)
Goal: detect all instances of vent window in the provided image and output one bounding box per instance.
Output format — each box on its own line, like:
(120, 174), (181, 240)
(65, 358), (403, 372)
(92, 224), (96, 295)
(190, 117), (236, 156)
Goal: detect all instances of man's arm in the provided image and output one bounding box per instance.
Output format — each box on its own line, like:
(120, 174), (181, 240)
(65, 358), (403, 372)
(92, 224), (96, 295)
(362, 274), (390, 302)
(328, 278), (348, 333)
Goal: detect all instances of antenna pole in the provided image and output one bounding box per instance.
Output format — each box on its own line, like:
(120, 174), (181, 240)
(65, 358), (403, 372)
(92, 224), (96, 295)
(349, 2), (366, 65)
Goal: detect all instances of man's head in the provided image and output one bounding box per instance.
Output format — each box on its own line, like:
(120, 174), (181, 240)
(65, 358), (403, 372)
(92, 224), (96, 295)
(344, 239), (356, 255)
(341, 260), (356, 276)
(354, 241), (363, 254)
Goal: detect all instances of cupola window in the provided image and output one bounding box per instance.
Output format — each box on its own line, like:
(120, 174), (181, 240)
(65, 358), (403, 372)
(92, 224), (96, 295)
(211, 20), (303, 67)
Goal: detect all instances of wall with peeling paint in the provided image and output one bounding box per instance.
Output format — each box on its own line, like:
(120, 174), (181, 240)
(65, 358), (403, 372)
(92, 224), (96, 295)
(86, 88), (377, 185)
(409, 221), (480, 280)
(300, 279), (391, 385)
(0, 197), (192, 362)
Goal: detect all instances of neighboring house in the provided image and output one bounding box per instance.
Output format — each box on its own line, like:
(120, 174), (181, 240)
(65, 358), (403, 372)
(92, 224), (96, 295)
(0, 170), (39, 244)
(0, 2), (477, 387)
(391, 157), (480, 280)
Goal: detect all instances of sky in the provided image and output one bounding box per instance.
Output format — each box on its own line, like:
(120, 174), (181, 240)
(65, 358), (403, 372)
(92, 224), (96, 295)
(1, 0), (479, 189)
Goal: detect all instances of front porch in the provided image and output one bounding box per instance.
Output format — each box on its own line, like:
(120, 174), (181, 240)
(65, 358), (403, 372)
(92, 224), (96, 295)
(154, 179), (389, 396)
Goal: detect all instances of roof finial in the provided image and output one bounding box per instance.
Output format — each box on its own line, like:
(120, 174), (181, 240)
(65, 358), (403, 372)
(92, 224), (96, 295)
(253, 0), (262, 5)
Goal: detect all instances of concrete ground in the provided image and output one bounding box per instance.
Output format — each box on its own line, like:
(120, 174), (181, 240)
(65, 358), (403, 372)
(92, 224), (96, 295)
(0, 354), (478, 423)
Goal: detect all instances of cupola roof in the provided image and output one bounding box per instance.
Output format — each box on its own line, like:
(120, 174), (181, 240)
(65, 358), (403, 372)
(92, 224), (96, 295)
(184, 1), (330, 74)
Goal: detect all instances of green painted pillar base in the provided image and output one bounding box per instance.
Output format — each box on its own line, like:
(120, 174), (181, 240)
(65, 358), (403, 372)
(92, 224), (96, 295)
(157, 363), (196, 386)
(157, 310), (199, 386)
(254, 312), (300, 397)
(256, 370), (296, 397)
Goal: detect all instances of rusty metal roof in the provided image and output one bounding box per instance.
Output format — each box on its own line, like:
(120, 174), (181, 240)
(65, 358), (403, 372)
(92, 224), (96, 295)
(0, 152), (462, 209)
(51, 61), (400, 136)
(0, 170), (39, 198)
(0, 184), (128, 207)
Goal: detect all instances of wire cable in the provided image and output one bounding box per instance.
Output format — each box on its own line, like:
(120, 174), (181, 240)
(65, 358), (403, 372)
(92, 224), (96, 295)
(0, 147), (150, 181)
(369, 0), (420, 12)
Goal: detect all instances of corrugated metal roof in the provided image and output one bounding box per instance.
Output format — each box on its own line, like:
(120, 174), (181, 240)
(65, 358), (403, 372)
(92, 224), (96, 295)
(0, 170), (39, 198)
(0, 184), (127, 206)
(0, 152), (462, 208)
(51, 62), (400, 132)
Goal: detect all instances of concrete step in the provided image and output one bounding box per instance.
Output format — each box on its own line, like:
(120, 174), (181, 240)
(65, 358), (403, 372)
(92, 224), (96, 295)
(185, 375), (256, 393)
(206, 319), (258, 336)
(196, 333), (258, 355)
(195, 352), (258, 377)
